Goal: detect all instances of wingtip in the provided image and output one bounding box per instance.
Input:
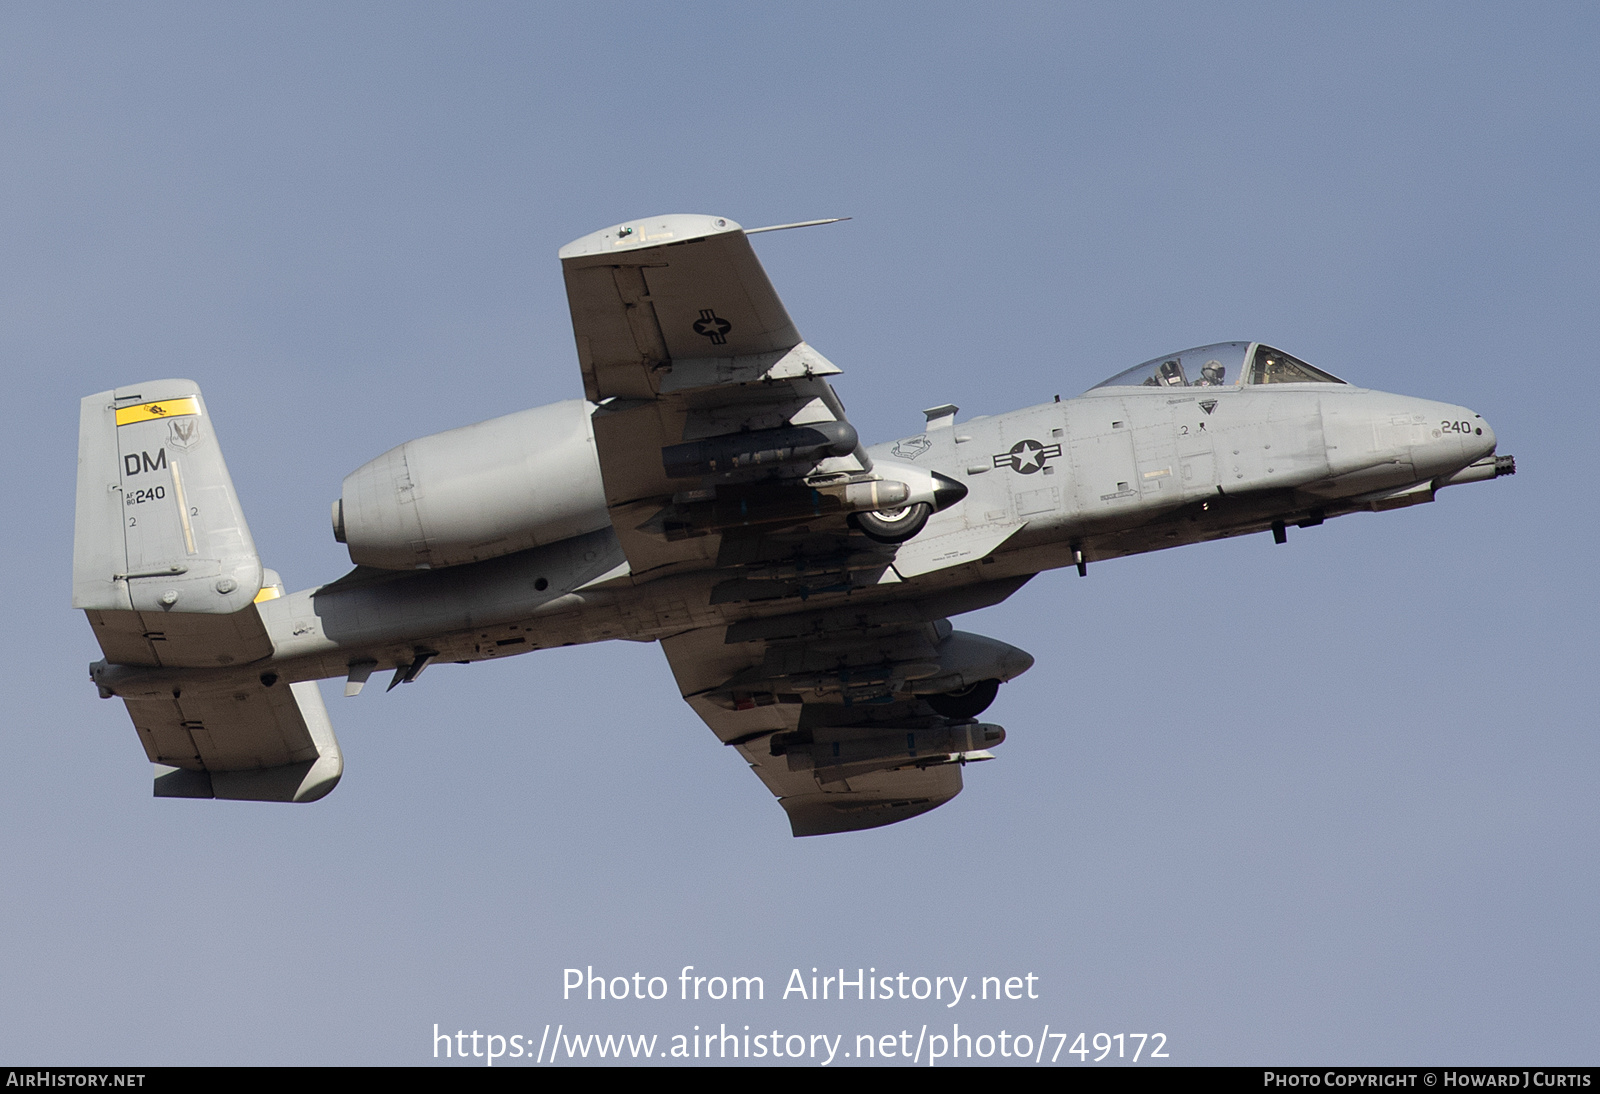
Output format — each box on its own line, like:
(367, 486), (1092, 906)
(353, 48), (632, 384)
(558, 214), (743, 260)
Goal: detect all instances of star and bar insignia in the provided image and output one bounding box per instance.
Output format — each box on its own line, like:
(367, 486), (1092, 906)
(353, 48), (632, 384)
(992, 438), (1062, 474)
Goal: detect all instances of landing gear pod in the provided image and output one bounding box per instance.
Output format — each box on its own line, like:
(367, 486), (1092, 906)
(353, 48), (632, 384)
(926, 678), (1001, 718)
(850, 502), (932, 543)
(847, 467), (967, 543)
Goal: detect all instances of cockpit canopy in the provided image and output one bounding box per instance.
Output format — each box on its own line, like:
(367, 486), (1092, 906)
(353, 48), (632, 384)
(1089, 342), (1347, 391)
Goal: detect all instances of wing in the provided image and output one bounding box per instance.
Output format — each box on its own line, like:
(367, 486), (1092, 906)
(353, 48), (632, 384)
(560, 215), (877, 583)
(659, 577), (1032, 837)
(563, 215), (1030, 835)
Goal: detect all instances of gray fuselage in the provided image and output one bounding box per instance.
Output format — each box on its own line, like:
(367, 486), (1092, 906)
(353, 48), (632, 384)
(94, 377), (1498, 703)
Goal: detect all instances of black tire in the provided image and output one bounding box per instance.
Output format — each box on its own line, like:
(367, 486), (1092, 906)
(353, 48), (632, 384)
(925, 678), (1000, 719)
(849, 501), (932, 544)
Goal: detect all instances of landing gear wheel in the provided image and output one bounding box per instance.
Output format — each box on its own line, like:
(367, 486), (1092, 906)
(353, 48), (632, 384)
(849, 501), (932, 544)
(926, 678), (1000, 719)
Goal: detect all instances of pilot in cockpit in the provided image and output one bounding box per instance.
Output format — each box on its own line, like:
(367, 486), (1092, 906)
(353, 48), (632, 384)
(1194, 360), (1226, 386)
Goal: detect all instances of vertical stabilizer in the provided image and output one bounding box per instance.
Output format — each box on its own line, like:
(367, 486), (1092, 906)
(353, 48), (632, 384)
(74, 381), (272, 667)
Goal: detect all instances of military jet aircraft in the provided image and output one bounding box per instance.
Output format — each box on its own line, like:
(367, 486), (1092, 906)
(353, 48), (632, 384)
(73, 214), (1514, 835)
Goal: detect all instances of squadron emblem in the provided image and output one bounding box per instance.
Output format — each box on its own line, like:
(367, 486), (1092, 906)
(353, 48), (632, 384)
(992, 438), (1062, 475)
(168, 418), (200, 450)
(892, 435), (932, 460)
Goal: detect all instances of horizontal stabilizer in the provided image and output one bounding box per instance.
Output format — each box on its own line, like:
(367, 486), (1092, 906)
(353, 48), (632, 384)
(130, 680), (343, 803)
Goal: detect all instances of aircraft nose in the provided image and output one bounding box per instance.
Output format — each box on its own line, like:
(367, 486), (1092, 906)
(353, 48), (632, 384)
(1403, 399), (1498, 480)
(1473, 414), (1497, 458)
(1448, 406), (1497, 463)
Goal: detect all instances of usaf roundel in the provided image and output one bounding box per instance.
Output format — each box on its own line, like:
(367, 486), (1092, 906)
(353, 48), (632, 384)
(992, 438), (1062, 474)
(692, 309), (732, 345)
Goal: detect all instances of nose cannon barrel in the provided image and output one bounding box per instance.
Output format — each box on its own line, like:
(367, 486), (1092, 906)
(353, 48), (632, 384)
(1437, 453), (1515, 489)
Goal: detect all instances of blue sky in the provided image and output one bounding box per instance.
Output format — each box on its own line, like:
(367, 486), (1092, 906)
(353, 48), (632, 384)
(2, 3), (1595, 1064)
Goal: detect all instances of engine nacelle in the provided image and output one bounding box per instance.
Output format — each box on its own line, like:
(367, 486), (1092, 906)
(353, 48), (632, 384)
(333, 400), (610, 570)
